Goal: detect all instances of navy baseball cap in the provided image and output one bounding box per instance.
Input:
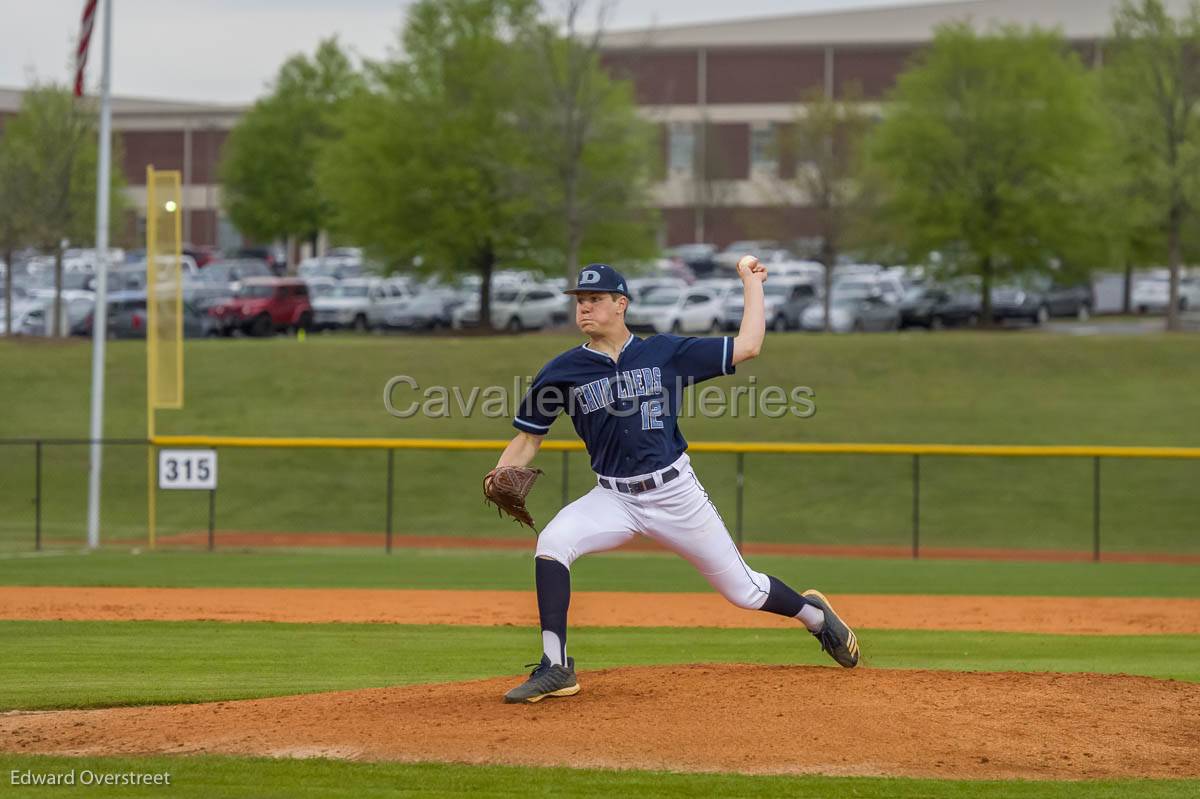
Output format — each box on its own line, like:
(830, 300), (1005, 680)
(564, 263), (630, 298)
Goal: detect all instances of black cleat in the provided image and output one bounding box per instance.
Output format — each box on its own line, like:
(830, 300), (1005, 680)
(802, 589), (860, 668)
(503, 655), (581, 704)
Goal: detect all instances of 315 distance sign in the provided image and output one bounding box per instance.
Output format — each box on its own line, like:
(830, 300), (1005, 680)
(158, 449), (218, 490)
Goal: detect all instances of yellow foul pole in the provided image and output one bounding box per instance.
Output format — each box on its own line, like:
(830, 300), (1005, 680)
(145, 166), (157, 549)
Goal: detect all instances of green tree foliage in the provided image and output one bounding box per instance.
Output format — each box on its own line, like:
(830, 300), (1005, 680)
(319, 0), (658, 326)
(0, 123), (35, 335)
(867, 24), (1101, 322)
(521, 0), (658, 285)
(320, 0), (544, 327)
(2, 83), (126, 335)
(1102, 0), (1200, 330)
(220, 38), (362, 257)
(776, 84), (874, 331)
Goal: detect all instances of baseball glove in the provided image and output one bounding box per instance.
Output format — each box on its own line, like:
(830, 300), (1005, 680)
(483, 466), (544, 530)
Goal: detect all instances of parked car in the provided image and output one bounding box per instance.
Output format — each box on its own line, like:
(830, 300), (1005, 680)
(194, 259), (273, 291)
(802, 287), (900, 332)
(0, 299), (45, 335)
(233, 246), (287, 275)
(628, 277), (688, 301)
(714, 241), (777, 271)
(302, 276), (338, 301)
(101, 291), (225, 339)
(26, 269), (98, 294)
(990, 285), (1049, 325)
(1036, 278), (1093, 320)
(625, 286), (724, 334)
(208, 278), (312, 336)
(452, 285), (570, 331)
(692, 278), (741, 304)
(325, 246), (363, 261)
(663, 243), (718, 276)
(309, 277), (412, 331)
(833, 273), (904, 305)
(15, 290), (96, 335)
(771, 260), (826, 281)
(900, 285), (982, 329)
(1132, 275), (1200, 314)
(382, 289), (463, 330)
(756, 248), (801, 264)
(183, 245), (221, 268)
(298, 255), (365, 281)
(105, 263), (149, 292)
(722, 278), (818, 331)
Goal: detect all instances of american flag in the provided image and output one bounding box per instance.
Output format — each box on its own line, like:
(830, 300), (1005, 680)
(73, 0), (99, 97)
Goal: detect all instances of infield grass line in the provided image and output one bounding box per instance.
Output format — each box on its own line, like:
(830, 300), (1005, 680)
(0, 550), (1198, 597)
(1, 621), (1196, 710)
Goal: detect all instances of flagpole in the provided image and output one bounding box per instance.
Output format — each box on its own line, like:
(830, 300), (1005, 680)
(86, 0), (113, 550)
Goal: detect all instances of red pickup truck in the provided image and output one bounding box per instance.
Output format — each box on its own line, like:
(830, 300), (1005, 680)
(209, 278), (313, 337)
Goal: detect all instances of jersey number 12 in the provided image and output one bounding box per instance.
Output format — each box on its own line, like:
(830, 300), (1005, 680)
(640, 400), (664, 430)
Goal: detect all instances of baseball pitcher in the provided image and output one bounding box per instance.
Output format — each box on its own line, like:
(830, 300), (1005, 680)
(485, 257), (859, 704)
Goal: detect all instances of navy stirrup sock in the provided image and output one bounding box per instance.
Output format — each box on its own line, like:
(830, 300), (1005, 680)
(758, 575), (810, 617)
(535, 557), (571, 665)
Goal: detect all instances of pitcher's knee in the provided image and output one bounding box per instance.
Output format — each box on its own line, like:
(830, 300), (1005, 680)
(534, 529), (576, 568)
(709, 568), (771, 610)
(723, 585), (768, 610)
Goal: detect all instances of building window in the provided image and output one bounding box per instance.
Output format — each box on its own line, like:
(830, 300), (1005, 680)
(668, 122), (695, 176)
(750, 122), (777, 176)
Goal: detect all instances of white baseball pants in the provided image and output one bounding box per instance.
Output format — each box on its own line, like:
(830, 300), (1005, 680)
(535, 454), (772, 610)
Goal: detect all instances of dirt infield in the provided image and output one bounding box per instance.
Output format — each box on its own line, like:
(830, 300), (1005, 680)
(3, 666), (1197, 780)
(3, 586), (1200, 635)
(128, 531), (1200, 564)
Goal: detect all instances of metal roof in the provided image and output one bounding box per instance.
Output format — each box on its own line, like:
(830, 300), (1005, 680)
(601, 0), (1196, 48)
(0, 85), (245, 117)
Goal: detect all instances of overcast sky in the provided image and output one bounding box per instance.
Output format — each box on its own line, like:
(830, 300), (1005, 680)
(1, 0), (930, 104)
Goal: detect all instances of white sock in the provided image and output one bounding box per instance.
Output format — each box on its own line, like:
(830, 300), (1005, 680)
(542, 630), (565, 666)
(797, 604), (826, 633)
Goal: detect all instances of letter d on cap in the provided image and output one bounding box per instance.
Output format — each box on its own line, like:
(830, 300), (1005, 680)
(579, 270), (600, 285)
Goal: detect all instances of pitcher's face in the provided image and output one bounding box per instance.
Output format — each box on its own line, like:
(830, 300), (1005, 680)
(574, 291), (627, 336)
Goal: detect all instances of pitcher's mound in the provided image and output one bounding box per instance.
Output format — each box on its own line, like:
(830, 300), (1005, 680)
(3, 665), (1197, 780)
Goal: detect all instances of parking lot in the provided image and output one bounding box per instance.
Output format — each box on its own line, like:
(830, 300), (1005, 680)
(3, 244), (1198, 340)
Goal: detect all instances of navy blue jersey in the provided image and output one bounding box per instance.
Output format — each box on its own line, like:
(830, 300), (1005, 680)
(513, 334), (736, 477)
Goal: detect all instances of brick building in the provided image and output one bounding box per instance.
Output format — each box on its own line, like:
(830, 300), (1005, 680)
(0, 87), (242, 249)
(600, 0), (1185, 247)
(0, 0), (1187, 250)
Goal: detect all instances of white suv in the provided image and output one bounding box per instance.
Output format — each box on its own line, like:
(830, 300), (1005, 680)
(1133, 275), (1200, 313)
(453, 285), (570, 331)
(312, 277), (414, 331)
(625, 286), (724, 334)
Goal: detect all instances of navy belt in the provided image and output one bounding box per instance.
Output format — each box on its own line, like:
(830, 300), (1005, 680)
(599, 467), (680, 496)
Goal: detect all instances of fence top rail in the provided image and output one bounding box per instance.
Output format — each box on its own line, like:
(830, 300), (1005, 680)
(145, 435), (1200, 460)
(0, 438), (148, 446)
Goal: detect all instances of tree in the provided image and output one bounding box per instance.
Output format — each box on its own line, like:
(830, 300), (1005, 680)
(522, 0), (658, 286)
(320, 0), (552, 329)
(1102, 0), (1200, 330)
(866, 24), (1101, 323)
(775, 84), (873, 331)
(1079, 95), (1161, 313)
(220, 38), (362, 268)
(0, 126), (35, 336)
(4, 84), (125, 335)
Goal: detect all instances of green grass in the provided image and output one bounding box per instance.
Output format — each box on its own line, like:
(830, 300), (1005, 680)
(3, 620), (1198, 710)
(3, 334), (1200, 552)
(2, 756), (1196, 799)
(2, 549), (1199, 596)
